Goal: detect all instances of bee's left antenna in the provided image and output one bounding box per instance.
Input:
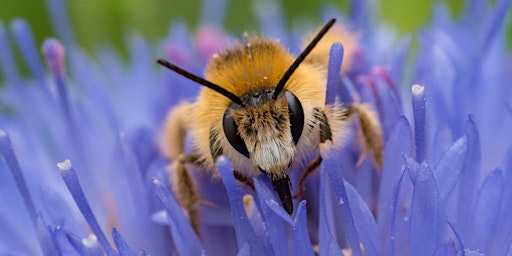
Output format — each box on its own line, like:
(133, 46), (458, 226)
(157, 59), (245, 106)
(273, 18), (336, 99)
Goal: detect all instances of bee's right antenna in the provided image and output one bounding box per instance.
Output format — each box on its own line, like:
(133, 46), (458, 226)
(157, 59), (245, 106)
(273, 18), (336, 99)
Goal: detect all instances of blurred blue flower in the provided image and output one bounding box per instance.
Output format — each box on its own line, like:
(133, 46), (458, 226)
(1, 0), (511, 255)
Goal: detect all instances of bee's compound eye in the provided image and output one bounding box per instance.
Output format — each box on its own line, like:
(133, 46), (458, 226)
(223, 109), (250, 158)
(285, 91), (304, 145)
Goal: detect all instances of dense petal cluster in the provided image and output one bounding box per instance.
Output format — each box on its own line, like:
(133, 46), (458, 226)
(0, 0), (511, 255)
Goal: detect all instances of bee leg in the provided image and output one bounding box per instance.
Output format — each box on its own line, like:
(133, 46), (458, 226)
(233, 170), (255, 190)
(161, 102), (204, 234)
(293, 155), (322, 198)
(289, 108), (332, 199)
(170, 153), (203, 235)
(343, 103), (384, 169)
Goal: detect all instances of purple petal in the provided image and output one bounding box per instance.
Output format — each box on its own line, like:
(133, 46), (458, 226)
(325, 42), (344, 105)
(444, 217), (465, 254)
(151, 178), (203, 255)
(0, 22), (20, 84)
(433, 136), (468, 202)
(457, 116), (480, 234)
(253, 0), (287, 46)
(496, 145), (512, 253)
(199, 0), (228, 27)
(387, 166), (410, 255)
(318, 164), (343, 256)
(321, 149), (362, 255)
(477, 0), (511, 56)
(216, 157), (271, 255)
(237, 243), (250, 256)
(467, 168), (504, 254)
(252, 176), (289, 255)
(42, 39), (76, 138)
(58, 160), (117, 256)
(10, 19), (47, 88)
(112, 228), (137, 256)
(349, 0), (365, 26)
(44, 0), (75, 46)
(372, 69), (402, 137)
(344, 180), (379, 255)
(292, 201), (314, 256)
(41, 39), (66, 79)
(411, 84), (426, 162)
(377, 116), (412, 253)
(405, 156), (441, 255)
(36, 214), (62, 256)
(0, 130), (37, 225)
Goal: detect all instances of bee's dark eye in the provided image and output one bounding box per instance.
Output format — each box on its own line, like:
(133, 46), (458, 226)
(285, 91), (304, 144)
(223, 110), (250, 158)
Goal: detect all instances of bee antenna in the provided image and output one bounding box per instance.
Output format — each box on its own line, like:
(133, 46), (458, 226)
(157, 59), (245, 106)
(273, 18), (336, 99)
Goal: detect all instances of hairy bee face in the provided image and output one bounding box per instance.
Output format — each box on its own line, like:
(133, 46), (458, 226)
(223, 90), (304, 178)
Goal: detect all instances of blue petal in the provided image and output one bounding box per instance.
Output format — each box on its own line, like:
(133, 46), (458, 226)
(0, 22), (20, 84)
(405, 156), (441, 255)
(292, 201), (314, 256)
(44, 0), (75, 46)
(477, 0), (511, 55)
(443, 217), (465, 255)
(325, 42), (344, 105)
(344, 180), (379, 255)
(348, 0), (365, 26)
(236, 243), (250, 256)
(456, 116), (480, 234)
(318, 163), (342, 256)
(411, 84), (426, 162)
(36, 214), (62, 256)
(0, 130), (37, 225)
(199, 0), (228, 26)
(10, 19), (47, 89)
(496, 145), (512, 253)
(252, 176), (289, 255)
(151, 178), (204, 256)
(433, 136), (468, 202)
(253, 0), (287, 46)
(58, 160), (118, 256)
(112, 228), (137, 256)
(216, 157), (271, 255)
(467, 168), (504, 254)
(377, 116), (412, 253)
(321, 149), (362, 255)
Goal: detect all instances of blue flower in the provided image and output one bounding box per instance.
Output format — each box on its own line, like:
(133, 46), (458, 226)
(1, 0), (512, 255)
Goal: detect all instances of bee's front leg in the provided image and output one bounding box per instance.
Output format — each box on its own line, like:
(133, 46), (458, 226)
(170, 153), (202, 235)
(293, 155), (322, 199)
(293, 108), (331, 199)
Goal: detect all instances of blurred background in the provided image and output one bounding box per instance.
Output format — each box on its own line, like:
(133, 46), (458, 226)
(0, 0), (474, 53)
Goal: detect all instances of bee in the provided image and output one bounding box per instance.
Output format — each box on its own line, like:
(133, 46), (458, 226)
(158, 18), (383, 234)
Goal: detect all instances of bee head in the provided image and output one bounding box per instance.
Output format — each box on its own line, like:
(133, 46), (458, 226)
(222, 89), (304, 175)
